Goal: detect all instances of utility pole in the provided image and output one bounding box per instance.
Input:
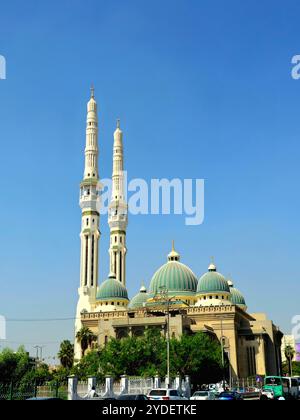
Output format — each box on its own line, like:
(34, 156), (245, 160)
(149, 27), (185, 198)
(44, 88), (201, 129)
(220, 317), (226, 390)
(33, 345), (45, 367)
(153, 286), (172, 388)
(159, 286), (170, 388)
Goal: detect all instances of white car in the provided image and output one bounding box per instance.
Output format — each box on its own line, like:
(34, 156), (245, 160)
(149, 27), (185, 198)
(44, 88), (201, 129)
(190, 391), (216, 400)
(147, 388), (188, 400)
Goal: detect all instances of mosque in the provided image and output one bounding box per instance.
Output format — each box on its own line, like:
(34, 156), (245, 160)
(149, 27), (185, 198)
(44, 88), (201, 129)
(74, 89), (283, 380)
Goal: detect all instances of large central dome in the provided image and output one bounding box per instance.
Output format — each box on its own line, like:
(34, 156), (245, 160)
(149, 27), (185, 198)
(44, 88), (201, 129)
(149, 244), (198, 298)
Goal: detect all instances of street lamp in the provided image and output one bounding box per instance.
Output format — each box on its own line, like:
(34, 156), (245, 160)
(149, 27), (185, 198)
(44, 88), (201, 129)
(153, 286), (172, 388)
(220, 318), (226, 390)
(153, 286), (188, 388)
(33, 345), (45, 367)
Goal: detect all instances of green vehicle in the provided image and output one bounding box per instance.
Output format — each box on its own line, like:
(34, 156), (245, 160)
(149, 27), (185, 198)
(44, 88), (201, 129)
(261, 376), (298, 400)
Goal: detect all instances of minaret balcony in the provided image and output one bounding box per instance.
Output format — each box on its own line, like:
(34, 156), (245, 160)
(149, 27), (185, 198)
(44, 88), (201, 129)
(80, 200), (99, 211)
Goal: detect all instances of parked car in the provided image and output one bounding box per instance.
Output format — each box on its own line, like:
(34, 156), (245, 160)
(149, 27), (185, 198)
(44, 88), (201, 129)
(26, 397), (63, 401)
(190, 391), (216, 400)
(147, 389), (187, 400)
(292, 377), (300, 398)
(218, 391), (243, 400)
(117, 394), (148, 400)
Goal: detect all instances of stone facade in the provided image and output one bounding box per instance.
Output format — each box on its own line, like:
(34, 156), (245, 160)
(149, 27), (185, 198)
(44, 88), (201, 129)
(75, 90), (283, 378)
(80, 304), (282, 379)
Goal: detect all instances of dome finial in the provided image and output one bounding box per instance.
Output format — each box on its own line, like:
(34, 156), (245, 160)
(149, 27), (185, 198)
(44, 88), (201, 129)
(227, 274), (234, 288)
(208, 256), (217, 272)
(117, 118), (120, 129)
(140, 281), (147, 293)
(168, 241), (180, 261)
(90, 84), (95, 99)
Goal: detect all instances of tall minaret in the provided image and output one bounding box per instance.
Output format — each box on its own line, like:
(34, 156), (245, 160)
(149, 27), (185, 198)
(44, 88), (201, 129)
(108, 120), (128, 286)
(75, 88), (101, 359)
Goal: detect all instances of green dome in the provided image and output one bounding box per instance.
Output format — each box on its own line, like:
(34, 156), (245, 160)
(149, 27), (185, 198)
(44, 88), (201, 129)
(149, 247), (198, 297)
(97, 274), (128, 301)
(128, 285), (149, 309)
(230, 286), (246, 306)
(197, 265), (230, 295)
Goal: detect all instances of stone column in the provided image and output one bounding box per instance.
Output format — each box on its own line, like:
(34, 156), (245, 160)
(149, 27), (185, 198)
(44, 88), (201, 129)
(120, 375), (128, 395)
(154, 375), (161, 389)
(174, 375), (181, 392)
(103, 375), (114, 398)
(184, 375), (191, 399)
(88, 376), (97, 394)
(68, 375), (78, 401)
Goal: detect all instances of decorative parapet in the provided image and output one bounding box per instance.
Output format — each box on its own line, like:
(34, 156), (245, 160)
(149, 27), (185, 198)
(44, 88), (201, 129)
(187, 305), (237, 314)
(187, 305), (255, 320)
(82, 311), (128, 320)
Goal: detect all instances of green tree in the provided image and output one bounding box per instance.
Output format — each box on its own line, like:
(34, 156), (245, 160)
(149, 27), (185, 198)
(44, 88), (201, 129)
(0, 346), (33, 385)
(51, 366), (71, 385)
(282, 361), (300, 377)
(72, 349), (103, 381)
(285, 345), (296, 376)
(170, 333), (223, 385)
(73, 329), (223, 386)
(58, 340), (74, 369)
(0, 346), (53, 398)
(76, 327), (97, 358)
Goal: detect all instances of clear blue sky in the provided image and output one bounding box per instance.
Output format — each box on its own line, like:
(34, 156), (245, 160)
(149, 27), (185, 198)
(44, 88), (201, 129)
(0, 0), (300, 360)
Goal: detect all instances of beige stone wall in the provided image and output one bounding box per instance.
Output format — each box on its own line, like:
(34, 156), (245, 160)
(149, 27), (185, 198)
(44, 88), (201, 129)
(80, 305), (282, 378)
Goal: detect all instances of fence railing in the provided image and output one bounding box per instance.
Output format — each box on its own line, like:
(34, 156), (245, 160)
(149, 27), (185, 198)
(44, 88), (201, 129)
(0, 382), (68, 400)
(128, 377), (154, 395)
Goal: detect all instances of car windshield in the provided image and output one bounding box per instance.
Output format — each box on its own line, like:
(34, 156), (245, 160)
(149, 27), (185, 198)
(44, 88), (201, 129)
(219, 392), (233, 397)
(117, 395), (136, 400)
(194, 392), (208, 396)
(149, 390), (167, 396)
(265, 377), (282, 386)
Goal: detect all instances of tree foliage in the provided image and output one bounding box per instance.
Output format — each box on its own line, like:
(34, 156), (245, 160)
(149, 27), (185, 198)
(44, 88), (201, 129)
(73, 330), (223, 385)
(0, 346), (33, 385)
(0, 332), (224, 388)
(282, 361), (300, 376)
(58, 340), (74, 369)
(76, 327), (97, 358)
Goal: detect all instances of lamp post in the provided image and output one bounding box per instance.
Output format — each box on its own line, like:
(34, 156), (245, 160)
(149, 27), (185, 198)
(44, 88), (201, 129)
(153, 286), (172, 388)
(159, 287), (171, 388)
(220, 318), (226, 390)
(153, 286), (187, 388)
(33, 345), (45, 368)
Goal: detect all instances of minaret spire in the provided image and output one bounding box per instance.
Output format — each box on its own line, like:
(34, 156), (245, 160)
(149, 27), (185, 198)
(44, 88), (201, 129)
(78, 88), (101, 299)
(108, 119), (128, 286)
(75, 88), (102, 360)
(90, 84), (95, 99)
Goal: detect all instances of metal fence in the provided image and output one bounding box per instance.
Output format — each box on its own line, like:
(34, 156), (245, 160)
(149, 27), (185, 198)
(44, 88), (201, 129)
(231, 378), (262, 392)
(128, 377), (154, 395)
(0, 382), (68, 400)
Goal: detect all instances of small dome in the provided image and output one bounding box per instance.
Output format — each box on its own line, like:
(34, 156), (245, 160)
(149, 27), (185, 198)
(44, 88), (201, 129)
(229, 284), (247, 309)
(227, 280), (234, 288)
(128, 284), (149, 309)
(197, 262), (230, 295)
(149, 245), (198, 297)
(97, 274), (128, 301)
